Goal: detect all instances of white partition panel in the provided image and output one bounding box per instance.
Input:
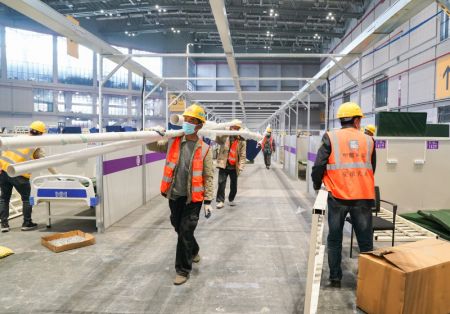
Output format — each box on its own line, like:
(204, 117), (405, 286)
(307, 136), (323, 195)
(283, 136), (290, 172)
(375, 137), (450, 213)
(288, 135), (297, 179)
(102, 146), (144, 228)
(144, 151), (166, 202)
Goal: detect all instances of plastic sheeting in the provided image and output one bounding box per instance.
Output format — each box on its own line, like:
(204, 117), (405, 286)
(377, 112), (427, 137)
(400, 209), (450, 240)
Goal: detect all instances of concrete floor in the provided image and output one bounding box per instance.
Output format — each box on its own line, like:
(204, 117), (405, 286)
(0, 159), (366, 314)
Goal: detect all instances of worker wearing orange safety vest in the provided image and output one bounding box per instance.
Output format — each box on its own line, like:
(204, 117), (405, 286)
(215, 119), (247, 209)
(146, 104), (214, 286)
(0, 121), (57, 233)
(311, 102), (376, 288)
(258, 128), (276, 169)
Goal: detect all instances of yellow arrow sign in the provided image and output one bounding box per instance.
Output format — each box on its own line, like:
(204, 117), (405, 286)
(436, 54), (450, 100)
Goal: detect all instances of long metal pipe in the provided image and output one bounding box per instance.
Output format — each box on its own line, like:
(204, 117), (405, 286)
(8, 139), (149, 177)
(0, 130), (184, 150)
(104, 53), (348, 58)
(170, 114), (236, 130)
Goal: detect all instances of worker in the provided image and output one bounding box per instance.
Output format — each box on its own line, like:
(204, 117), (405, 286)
(258, 128), (276, 169)
(364, 124), (376, 137)
(0, 121), (58, 233)
(311, 102), (376, 288)
(146, 104), (214, 286)
(215, 119), (247, 209)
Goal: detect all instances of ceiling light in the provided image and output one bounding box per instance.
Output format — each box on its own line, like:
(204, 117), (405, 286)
(100, 9), (104, 14)
(86, 16), (90, 19)
(171, 27), (174, 31)
(274, 13), (278, 17)
(163, 9), (167, 12)
(177, 30), (180, 33)
(328, 12), (333, 16)
(155, 4), (159, 9)
(125, 31), (128, 34)
(158, 9), (162, 12)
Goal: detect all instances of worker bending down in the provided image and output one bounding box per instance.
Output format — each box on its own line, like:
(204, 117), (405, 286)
(312, 102), (376, 288)
(147, 104), (214, 286)
(215, 119), (247, 209)
(0, 121), (57, 232)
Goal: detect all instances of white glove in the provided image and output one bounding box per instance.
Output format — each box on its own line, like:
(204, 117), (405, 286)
(204, 204), (212, 219)
(150, 126), (166, 137)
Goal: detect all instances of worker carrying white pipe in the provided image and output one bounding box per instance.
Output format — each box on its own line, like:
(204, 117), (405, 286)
(0, 121), (58, 233)
(146, 104), (214, 286)
(215, 119), (247, 209)
(311, 102), (376, 289)
(257, 127), (276, 169)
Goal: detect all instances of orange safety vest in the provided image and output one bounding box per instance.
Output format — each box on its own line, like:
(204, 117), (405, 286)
(160, 137), (210, 202)
(323, 128), (375, 200)
(227, 139), (239, 166)
(0, 148), (36, 179)
(261, 136), (274, 151)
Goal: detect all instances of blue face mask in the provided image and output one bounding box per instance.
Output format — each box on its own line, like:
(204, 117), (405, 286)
(182, 122), (197, 135)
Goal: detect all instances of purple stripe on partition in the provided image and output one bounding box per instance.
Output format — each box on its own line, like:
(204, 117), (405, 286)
(308, 152), (317, 162)
(290, 146), (297, 154)
(145, 152), (166, 163)
(103, 155), (143, 175)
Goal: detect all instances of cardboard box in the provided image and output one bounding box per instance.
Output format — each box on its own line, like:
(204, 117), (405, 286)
(356, 239), (450, 314)
(41, 230), (95, 253)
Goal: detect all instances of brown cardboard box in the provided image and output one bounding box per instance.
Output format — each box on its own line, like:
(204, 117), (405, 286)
(356, 239), (450, 314)
(41, 230), (95, 253)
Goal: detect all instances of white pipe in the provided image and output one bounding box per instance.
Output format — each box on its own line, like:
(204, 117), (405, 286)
(0, 130), (183, 150)
(7, 129), (261, 176)
(170, 114), (236, 130)
(8, 140), (146, 177)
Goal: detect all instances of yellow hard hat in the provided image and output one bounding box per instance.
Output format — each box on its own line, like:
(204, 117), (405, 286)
(266, 127), (272, 133)
(183, 104), (206, 123)
(365, 124), (376, 135)
(29, 121), (46, 133)
(230, 119), (242, 128)
(337, 102), (364, 119)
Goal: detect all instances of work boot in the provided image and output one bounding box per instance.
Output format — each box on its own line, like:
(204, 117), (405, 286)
(193, 254), (201, 263)
(216, 202), (224, 209)
(266, 166), (270, 169)
(327, 279), (341, 288)
(1, 222), (10, 233)
(173, 274), (189, 285)
(229, 201), (236, 206)
(21, 221), (38, 231)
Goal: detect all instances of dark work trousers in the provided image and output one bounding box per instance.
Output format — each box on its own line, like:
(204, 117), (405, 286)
(0, 171), (32, 223)
(168, 196), (202, 276)
(263, 152), (272, 167)
(216, 168), (238, 203)
(327, 196), (373, 281)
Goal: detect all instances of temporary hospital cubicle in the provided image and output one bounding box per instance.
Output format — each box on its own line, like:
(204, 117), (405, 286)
(283, 135), (298, 180)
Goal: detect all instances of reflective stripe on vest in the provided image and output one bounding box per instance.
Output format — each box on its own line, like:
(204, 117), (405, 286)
(323, 128), (375, 200)
(160, 137), (209, 202)
(0, 148), (36, 178)
(227, 139), (239, 166)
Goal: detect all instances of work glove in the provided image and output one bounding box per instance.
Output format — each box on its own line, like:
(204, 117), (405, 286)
(204, 204), (212, 219)
(150, 126), (166, 137)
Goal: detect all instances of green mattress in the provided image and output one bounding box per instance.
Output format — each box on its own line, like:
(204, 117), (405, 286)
(400, 209), (450, 241)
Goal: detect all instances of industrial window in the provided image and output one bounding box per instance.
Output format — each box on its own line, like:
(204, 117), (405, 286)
(107, 95), (128, 116)
(33, 89), (54, 112)
(6, 28), (53, 82)
(343, 92), (351, 103)
(375, 79), (388, 108)
(57, 37), (93, 85)
(438, 105), (450, 123)
(101, 46), (129, 89)
(440, 12), (450, 41)
(131, 49), (162, 90)
(57, 92), (93, 114)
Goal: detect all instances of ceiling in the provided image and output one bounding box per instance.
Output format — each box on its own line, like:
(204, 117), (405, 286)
(41, 0), (366, 53)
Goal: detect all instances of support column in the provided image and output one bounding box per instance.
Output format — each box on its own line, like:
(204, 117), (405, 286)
(52, 35), (58, 84)
(0, 25), (6, 79)
(307, 94), (311, 135)
(357, 56), (362, 106)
